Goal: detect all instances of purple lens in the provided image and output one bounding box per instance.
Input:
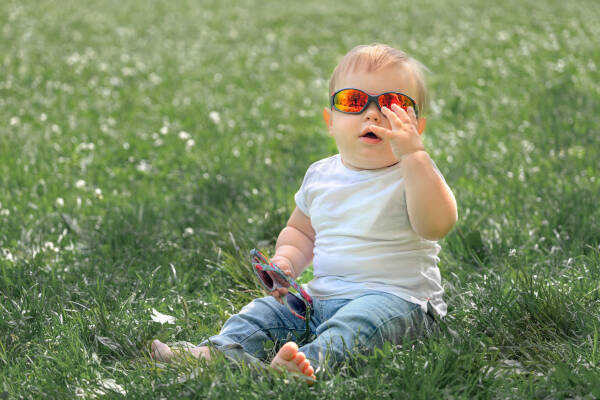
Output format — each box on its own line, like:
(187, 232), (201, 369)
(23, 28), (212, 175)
(285, 293), (307, 317)
(257, 269), (274, 290)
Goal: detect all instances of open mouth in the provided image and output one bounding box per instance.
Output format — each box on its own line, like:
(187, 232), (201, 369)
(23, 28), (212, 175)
(361, 132), (379, 139)
(360, 131), (382, 143)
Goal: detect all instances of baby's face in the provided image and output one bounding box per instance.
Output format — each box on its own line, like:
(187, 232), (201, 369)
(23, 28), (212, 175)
(325, 65), (418, 170)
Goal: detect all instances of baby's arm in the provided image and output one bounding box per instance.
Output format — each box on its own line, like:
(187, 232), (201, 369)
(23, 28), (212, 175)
(402, 151), (457, 241)
(370, 105), (457, 241)
(269, 208), (315, 302)
(271, 207), (315, 278)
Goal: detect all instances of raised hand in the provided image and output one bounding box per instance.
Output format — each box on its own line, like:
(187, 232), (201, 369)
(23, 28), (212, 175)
(369, 104), (425, 159)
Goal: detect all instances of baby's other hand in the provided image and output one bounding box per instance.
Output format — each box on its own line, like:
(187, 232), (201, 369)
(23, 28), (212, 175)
(269, 255), (294, 304)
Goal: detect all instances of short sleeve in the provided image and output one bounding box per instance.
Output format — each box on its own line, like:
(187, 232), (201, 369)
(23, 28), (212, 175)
(294, 165), (313, 216)
(294, 163), (318, 217)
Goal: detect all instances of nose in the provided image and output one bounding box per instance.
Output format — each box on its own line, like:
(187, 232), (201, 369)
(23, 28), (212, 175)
(363, 102), (383, 122)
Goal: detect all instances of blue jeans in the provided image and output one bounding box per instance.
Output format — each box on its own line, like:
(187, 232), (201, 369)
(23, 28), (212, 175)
(199, 291), (435, 373)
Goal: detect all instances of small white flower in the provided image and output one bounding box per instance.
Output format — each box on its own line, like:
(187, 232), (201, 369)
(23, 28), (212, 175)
(160, 126), (168, 134)
(55, 197), (65, 208)
(178, 131), (191, 140)
(40, 113), (47, 121)
(186, 139), (195, 148)
(149, 72), (162, 84)
(136, 160), (151, 173)
(75, 179), (86, 188)
(183, 227), (194, 237)
(94, 188), (103, 199)
(9, 117), (20, 126)
(208, 111), (221, 124)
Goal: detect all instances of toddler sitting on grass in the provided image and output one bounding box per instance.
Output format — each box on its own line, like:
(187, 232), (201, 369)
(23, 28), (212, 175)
(152, 43), (457, 381)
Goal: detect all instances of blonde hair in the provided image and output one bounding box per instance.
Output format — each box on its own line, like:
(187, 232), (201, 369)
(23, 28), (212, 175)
(329, 44), (430, 116)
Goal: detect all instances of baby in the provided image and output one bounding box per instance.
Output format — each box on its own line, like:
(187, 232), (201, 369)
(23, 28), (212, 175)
(152, 43), (458, 381)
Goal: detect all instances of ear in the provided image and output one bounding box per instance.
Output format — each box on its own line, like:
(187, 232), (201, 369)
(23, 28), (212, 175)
(323, 107), (333, 135)
(417, 118), (426, 135)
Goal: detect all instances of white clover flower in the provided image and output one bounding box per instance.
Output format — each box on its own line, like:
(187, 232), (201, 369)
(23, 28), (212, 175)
(186, 139), (195, 148)
(9, 117), (20, 126)
(136, 160), (151, 172)
(160, 126), (168, 134)
(94, 188), (103, 199)
(55, 197), (64, 208)
(178, 131), (191, 140)
(75, 179), (86, 188)
(149, 72), (162, 84)
(208, 111), (221, 124)
(183, 227), (194, 237)
(40, 113), (47, 121)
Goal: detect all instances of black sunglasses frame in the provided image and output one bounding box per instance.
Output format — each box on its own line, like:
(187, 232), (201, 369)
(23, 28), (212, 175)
(330, 88), (419, 118)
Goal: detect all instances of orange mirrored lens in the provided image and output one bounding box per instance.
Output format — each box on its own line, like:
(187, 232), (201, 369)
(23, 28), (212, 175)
(379, 93), (415, 112)
(334, 89), (368, 113)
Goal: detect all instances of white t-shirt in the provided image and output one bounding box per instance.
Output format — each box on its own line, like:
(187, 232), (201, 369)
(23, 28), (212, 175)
(294, 154), (447, 317)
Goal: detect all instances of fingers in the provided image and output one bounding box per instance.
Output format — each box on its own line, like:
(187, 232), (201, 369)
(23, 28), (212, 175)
(272, 287), (288, 304)
(370, 124), (391, 139)
(381, 104), (416, 128)
(380, 106), (403, 127)
(407, 106), (418, 125)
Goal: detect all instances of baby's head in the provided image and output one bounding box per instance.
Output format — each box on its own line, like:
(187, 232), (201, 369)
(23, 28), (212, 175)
(328, 44), (429, 116)
(323, 44), (429, 170)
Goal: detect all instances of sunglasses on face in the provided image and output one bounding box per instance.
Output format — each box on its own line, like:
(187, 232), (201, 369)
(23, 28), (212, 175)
(330, 88), (419, 118)
(250, 248), (313, 321)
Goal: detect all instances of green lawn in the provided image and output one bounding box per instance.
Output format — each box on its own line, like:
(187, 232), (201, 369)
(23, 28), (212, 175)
(1, 0), (599, 398)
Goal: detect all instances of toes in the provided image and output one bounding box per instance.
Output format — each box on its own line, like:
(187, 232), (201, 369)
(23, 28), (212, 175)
(304, 365), (315, 377)
(278, 342), (299, 361)
(298, 359), (310, 373)
(293, 351), (306, 365)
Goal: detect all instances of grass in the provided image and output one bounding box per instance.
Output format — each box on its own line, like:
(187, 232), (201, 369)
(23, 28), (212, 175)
(1, 0), (599, 398)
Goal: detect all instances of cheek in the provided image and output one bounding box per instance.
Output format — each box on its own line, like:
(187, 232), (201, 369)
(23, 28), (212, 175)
(331, 113), (359, 130)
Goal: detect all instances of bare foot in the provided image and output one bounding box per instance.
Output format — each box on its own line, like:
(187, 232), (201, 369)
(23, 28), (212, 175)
(151, 340), (211, 363)
(270, 342), (316, 382)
